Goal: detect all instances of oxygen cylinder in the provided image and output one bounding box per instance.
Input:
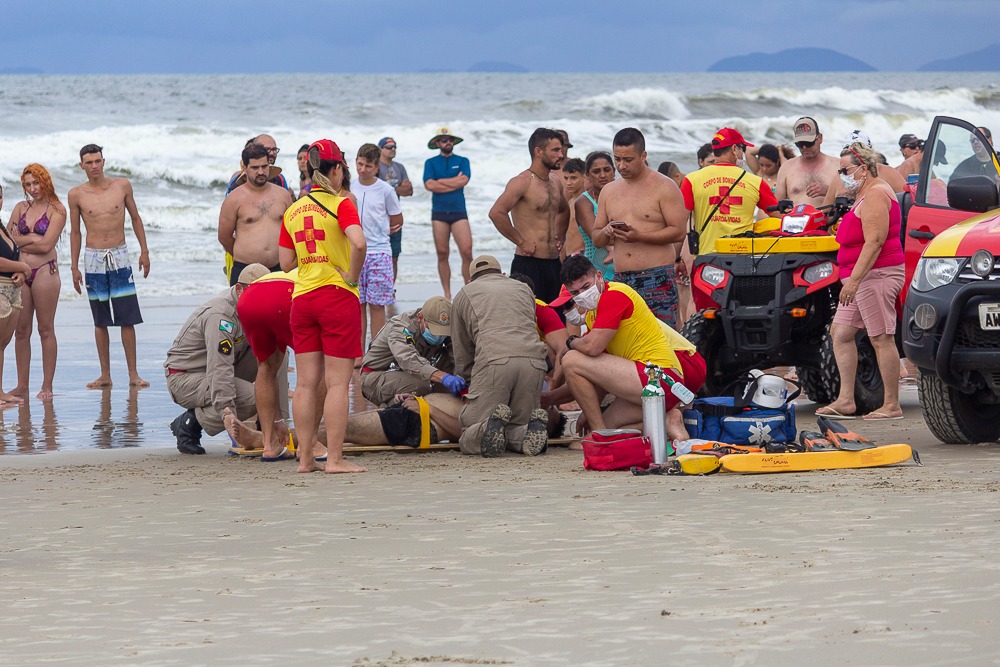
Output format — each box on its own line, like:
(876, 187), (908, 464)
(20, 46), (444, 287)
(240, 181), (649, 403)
(641, 363), (669, 464)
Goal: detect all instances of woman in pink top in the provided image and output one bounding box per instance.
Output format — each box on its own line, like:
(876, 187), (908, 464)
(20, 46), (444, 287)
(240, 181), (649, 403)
(817, 142), (905, 421)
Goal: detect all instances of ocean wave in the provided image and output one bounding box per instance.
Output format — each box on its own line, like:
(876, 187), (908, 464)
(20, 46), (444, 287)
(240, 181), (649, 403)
(575, 88), (691, 120)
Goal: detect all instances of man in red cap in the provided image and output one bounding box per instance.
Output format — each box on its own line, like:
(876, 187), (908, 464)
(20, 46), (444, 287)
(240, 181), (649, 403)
(680, 127), (778, 258)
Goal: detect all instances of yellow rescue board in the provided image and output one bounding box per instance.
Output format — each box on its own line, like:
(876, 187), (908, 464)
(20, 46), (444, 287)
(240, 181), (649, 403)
(719, 444), (913, 474)
(674, 453), (723, 475)
(713, 235), (840, 254)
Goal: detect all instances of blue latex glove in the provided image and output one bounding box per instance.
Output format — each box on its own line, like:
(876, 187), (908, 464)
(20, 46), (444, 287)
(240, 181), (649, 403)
(441, 374), (468, 397)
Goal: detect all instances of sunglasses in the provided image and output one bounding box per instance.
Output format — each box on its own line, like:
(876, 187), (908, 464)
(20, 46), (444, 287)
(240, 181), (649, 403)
(439, 137), (454, 143)
(837, 165), (862, 176)
(795, 139), (817, 149)
(383, 144), (397, 150)
(265, 147), (280, 155)
(902, 143), (919, 150)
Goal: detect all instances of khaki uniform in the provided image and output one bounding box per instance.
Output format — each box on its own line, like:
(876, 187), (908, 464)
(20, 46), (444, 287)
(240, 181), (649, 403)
(360, 309), (455, 407)
(163, 288), (258, 436)
(451, 274), (548, 454)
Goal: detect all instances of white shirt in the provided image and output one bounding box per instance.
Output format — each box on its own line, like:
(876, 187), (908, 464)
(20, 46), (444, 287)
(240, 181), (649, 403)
(353, 178), (402, 255)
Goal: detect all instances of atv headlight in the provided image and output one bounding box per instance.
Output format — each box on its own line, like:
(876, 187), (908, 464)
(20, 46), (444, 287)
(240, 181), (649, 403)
(912, 257), (963, 292)
(802, 261), (834, 284)
(781, 214), (810, 234)
(701, 264), (728, 287)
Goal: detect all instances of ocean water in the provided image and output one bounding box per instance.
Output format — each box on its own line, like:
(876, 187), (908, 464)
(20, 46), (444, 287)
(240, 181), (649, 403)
(1, 71), (999, 298)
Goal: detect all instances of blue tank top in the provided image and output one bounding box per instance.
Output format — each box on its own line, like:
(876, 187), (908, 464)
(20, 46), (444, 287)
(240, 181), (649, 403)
(581, 191), (614, 280)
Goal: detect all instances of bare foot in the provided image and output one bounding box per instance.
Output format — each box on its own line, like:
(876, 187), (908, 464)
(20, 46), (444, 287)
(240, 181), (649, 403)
(0, 391), (24, 403)
(816, 403), (857, 417)
(297, 462), (326, 473)
(223, 407), (264, 450)
(36, 388), (54, 400)
(87, 376), (113, 389)
(9, 385), (28, 397)
(325, 458), (367, 474)
(129, 375), (150, 388)
(568, 441), (583, 451)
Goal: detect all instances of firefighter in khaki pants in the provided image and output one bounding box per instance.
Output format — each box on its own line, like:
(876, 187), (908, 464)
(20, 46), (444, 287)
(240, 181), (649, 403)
(164, 264), (269, 454)
(450, 255), (550, 457)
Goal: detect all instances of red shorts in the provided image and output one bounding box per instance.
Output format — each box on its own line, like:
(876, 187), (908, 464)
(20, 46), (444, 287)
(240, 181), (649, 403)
(237, 281), (294, 362)
(290, 285), (362, 358)
(634, 351), (707, 411)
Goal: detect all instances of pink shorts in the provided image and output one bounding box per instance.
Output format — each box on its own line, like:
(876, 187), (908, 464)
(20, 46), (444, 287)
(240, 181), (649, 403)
(358, 253), (395, 306)
(634, 351), (707, 411)
(290, 285), (362, 358)
(833, 265), (904, 337)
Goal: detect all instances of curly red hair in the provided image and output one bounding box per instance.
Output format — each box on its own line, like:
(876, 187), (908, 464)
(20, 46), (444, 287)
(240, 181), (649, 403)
(21, 163), (60, 203)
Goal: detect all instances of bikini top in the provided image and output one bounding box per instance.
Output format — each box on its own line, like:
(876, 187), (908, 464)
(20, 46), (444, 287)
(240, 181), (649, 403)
(18, 205), (50, 236)
(0, 224), (21, 277)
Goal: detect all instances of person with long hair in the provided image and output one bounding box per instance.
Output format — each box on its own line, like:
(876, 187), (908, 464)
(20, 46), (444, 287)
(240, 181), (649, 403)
(574, 151), (616, 281)
(6, 164), (67, 399)
(0, 182), (34, 404)
(278, 139), (368, 474)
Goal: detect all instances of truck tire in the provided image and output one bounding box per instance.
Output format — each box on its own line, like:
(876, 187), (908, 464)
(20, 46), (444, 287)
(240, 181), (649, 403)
(853, 332), (885, 415)
(680, 311), (725, 395)
(798, 331), (839, 405)
(918, 371), (1000, 444)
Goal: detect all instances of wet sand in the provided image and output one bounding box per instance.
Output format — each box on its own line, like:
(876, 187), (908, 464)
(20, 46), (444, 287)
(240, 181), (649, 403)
(3, 287), (1000, 664)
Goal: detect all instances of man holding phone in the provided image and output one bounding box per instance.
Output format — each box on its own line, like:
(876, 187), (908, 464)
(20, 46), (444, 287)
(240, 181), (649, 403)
(592, 127), (687, 328)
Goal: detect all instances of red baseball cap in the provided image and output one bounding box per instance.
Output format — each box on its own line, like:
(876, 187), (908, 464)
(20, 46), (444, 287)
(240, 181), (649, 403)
(309, 139), (344, 162)
(711, 127), (754, 150)
(549, 286), (574, 308)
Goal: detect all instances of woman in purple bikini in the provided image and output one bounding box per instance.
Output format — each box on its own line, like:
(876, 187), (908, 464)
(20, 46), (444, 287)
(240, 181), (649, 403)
(6, 164), (66, 400)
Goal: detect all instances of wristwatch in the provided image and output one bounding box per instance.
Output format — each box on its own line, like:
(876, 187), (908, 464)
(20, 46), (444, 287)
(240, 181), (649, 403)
(566, 335), (579, 350)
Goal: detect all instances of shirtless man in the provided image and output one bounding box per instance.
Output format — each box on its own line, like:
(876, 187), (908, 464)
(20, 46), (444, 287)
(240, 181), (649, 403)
(592, 127), (687, 328)
(896, 134), (924, 178)
(774, 116), (840, 207)
(488, 128), (569, 302)
(225, 134), (294, 196)
(68, 144), (150, 389)
(218, 142), (294, 286)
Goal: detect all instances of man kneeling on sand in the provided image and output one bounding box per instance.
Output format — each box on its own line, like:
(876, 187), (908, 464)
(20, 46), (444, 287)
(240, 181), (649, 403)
(225, 394), (567, 451)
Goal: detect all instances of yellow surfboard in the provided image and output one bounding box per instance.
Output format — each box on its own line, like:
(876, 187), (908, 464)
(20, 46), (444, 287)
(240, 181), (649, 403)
(719, 444), (914, 474)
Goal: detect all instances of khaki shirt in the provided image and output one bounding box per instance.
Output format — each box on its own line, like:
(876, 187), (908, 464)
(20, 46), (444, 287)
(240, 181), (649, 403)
(451, 273), (547, 380)
(361, 309), (455, 380)
(163, 288), (257, 411)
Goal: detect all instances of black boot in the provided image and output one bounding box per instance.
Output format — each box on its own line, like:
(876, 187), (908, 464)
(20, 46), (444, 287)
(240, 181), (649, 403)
(170, 409), (205, 455)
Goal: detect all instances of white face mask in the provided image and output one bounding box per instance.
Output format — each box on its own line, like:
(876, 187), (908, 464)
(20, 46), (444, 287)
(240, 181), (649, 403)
(565, 308), (586, 326)
(840, 165), (863, 193)
(735, 149), (746, 169)
(573, 281), (601, 311)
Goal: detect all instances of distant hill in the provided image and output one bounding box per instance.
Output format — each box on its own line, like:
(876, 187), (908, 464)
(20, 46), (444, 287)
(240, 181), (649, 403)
(919, 43), (1000, 71)
(468, 61), (528, 73)
(708, 48), (876, 72)
(0, 66), (43, 74)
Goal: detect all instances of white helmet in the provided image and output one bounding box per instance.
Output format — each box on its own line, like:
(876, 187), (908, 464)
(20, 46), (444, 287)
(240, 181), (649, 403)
(749, 369), (789, 408)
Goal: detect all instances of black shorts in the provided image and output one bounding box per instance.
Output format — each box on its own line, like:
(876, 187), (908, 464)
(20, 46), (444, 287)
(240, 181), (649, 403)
(432, 211), (468, 225)
(510, 255), (562, 304)
(229, 260), (281, 287)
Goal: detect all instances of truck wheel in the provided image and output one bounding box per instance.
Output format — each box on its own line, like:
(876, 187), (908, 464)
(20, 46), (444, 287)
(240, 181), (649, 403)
(798, 330), (839, 405)
(853, 332), (884, 415)
(918, 372), (1000, 443)
(680, 311), (725, 395)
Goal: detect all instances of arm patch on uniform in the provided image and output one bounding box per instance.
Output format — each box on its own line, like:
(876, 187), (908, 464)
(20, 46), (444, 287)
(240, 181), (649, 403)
(218, 339), (233, 356)
(219, 319), (235, 334)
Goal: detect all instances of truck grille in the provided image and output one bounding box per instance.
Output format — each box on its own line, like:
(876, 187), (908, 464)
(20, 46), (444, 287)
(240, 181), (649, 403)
(732, 276), (775, 307)
(955, 319), (1000, 349)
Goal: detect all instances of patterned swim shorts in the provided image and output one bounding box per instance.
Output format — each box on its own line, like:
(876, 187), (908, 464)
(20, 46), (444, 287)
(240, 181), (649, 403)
(358, 252), (396, 306)
(614, 264), (679, 329)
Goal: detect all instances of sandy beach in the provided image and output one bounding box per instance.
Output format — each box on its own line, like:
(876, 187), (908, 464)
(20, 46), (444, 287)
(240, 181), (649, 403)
(3, 374), (1000, 665)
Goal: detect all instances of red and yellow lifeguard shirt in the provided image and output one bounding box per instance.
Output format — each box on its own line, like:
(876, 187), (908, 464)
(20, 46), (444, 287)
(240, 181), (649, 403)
(584, 282), (694, 373)
(279, 190), (361, 298)
(681, 164), (777, 254)
(535, 299), (565, 341)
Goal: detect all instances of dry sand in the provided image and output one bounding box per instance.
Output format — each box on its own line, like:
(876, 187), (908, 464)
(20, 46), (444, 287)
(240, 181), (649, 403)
(3, 391), (1000, 666)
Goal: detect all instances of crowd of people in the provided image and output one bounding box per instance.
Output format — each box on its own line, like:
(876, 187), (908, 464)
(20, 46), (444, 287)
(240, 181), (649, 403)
(4, 118), (993, 467)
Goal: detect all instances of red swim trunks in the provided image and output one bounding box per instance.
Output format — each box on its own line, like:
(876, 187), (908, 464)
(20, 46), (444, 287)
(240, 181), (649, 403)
(290, 284), (362, 358)
(237, 280), (294, 362)
(633, 351), (707, 410)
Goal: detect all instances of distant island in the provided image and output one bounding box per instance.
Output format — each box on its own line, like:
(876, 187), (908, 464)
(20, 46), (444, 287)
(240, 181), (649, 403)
(467, 61), (528, 73)
(920, 43), (1000, 71)
(708, 47), (876, 72)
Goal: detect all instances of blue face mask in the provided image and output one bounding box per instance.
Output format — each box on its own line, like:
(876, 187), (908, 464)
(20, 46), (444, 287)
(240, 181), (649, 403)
(422, 330), (447, 346)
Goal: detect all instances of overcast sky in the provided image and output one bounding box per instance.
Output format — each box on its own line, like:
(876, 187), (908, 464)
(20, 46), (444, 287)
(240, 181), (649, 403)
(1, 1), (995, 73)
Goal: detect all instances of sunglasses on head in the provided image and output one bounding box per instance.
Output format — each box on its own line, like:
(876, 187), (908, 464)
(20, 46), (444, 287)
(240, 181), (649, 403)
(795, 139), (817, 149)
